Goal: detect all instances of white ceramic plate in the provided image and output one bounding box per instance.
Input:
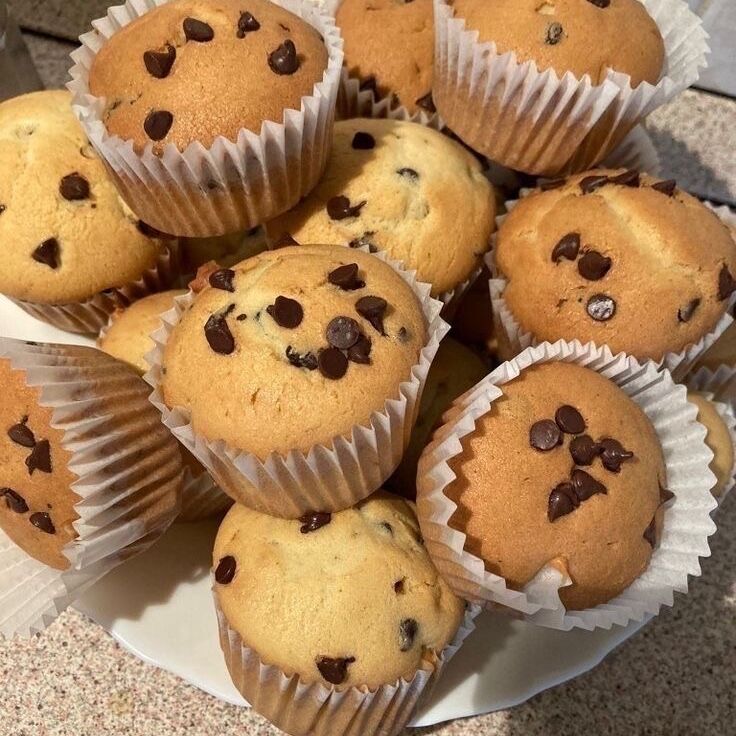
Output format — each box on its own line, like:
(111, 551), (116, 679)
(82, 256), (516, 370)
(1, 295), (648, 727)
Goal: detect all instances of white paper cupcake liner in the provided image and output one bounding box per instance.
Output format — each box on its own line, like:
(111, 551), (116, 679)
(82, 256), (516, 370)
(67, 0), (344, 238)
(145, 247), (449, 518)
(432, 0), (708, 176)
(0, 339), (183, 638)
(7, 241), (181, 336)
(687, 366), (736, 507)
(178, 465), (232, 522)
(416, 339), (718, 631)
(216, 597), (477, 736)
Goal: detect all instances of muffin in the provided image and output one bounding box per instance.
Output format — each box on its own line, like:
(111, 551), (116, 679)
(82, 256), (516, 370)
(214, 492), (467, 735)
(181, 228), (268, 276)
(493, 170), (736, 370)
(151, 244), (444, 517)
(71, 0), (342, 236)
(334, 0), (436, 120)
(0, 90), (178, 335)
(265, 118), (495, 300)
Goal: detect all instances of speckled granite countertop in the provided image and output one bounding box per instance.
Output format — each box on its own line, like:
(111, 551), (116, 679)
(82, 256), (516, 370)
(2, 6), (736, 736)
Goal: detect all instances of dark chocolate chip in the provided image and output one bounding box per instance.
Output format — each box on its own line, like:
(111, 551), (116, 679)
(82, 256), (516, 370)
(380, 521), (394, 535)
(718, 265), (736, 301)
(183, 17), (214, 42)
(32, 238), (60, 269)
(397, 167), (419, 180)
(578, 251), (612, 281)
(540, 178), (566, 191)
(0, 204), (5, 215)
(286, 346), (318, 370)
(272, 232), (299, 248)
(570, 434), (598, 466)
(394, 579), (406, 594)
(30, 512), (55, 534)
(415, 92), (436, 114)
(278, 22), (290, 32)
(548, 482), (579, 521)
(299, 511), (332, 534)
(326, 316), (362, 350)
(599, 438), (634, 473)
(1, 488), (28, 514)
(352, 132), (375, 150)
(580, 175), (609, 194)
(318, 347), (348, 380)
(359, 76), (378, 94)
(356, 296), (387, 335)
(397, 326), (410, 343)
(659, 484), (675, 506)
(268, 39), (300, 75)
(348, 233), (378, 253)
(215, 555), (237, 584)
(551, 232), (580, 263)
(529, 419), (561, 452)
(643, 516), (657, 547)
(555, 405), (585, 435)
(204, 313), (235, 355)
(399, 618), (418, 652)
(571, 469), (607, 501)
(316, 656), (355, 685)
(144, 110), (173, 141)
(237, 11), (260, 38)
(587, 293), (616, 321)
(327, 195), (366, 221)
(328, 263), (365, 291)
(25, 439), (51, 475)
(136, 220), (174, 239)
(7, 419), (35, 448)
(209, 269), (235, 292)
(59, 173), (90, 201)
(677, 298), (700, 323)
(587, 0), (611, 7)
(267, 296), (303, 328)
(347, 333), (372, 364)
(651, 179), (677, 197)
(609, 169), (640, 187)
(143, 44), (176, 78)
(545, 22), (564, 45)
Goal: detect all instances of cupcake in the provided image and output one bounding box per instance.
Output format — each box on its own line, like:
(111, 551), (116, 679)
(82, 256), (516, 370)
(99, 290), (231, 521)
(491, 170), (736, 377)
(147, 245), (446, 518)
(181, 228), (267, 277)
(330, 0), (438, 125)
(265, 118), (495, 303)
(0, 90), (179, 335)
(0, 338), (182, 637)
(69, 0), (342, 237)
(214, 491), (471, 736)
(416, 342), (717, 630)
(433, 0), (707, 175)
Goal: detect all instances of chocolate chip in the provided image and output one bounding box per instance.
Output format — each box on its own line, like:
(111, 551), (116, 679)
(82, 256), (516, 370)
(25, 439), (51, 475)
(578, 251), (611, 281)
(397, 167), (419, 180)
(59, 173), (90, 201)
(204, 313), (235, 355)
(380, 521), (394, 535)
(580, 175), (609, 194)
(651, 179), (676, 197)
(286, 346), (318, 370)
(545, 22), (564, 44)
(540, 178), (566, 191)
(571, 469), (606, 501)
(609, 169), (640, 187)
(8, 419), (35, 448)
(1, 488), (28, 514)
(352, 132), (375, 150)
(0, 204), (5, 214)
(183, 17), (214, 42)
(555, 405), (585, 435)
(268, 39), (299, 75)
(273, 232), (299, 248)
(316, 656), (355, 685)
(397, 326), (410, 343)
(587, 294), (616, 321)
(348, 233), (378, 253)
(551, 232), (580, 263)
(318, 347), (348, 380)
(599, 438), (634, 473)
(529, 419), (561, 452)
(643, 516), (657, 547)
(144, 110), (173, 141)
(356, 296), (387, 335)
(209, 269), (235, 292)
(267, 296), (303, 328)
(570, 434), (598, 466)
(548, 482), (579, 521)
(587, 0), (611, 7)
(347, 334), (372, 364)
(394, 579), (405, 594)
(718, 265), (736, 301)
(415, 92), (436, 113)
(326, 316), (361, 350)
(328, 263), (365, 291)
(237, 11), (260, 38)
(659, 484), (675, 506)
(299, 511), (332, 534)
(278, 22), (290, 32)
(399, 619), (418, 652)
(215, 555), (237, 584)
(677, 298), (700, 323)
(136, 220), (174, 239)
(30, 512), (55, 534)
(359, 76), (378, 94)
(32, 238), (60, 269)
(327, 195), (366, 221)
(143, 44), (176, 78)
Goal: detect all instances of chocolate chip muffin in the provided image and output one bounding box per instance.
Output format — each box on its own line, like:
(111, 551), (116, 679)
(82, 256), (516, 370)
(439, 361), (668, 611)
(214, 491), (465, 689)
(494, 170), (736, 361)
(88, 0), (329, 153)
(335, 0), (435, 116)
(265, 118), (494, 299)
(0, 90), (177, 334)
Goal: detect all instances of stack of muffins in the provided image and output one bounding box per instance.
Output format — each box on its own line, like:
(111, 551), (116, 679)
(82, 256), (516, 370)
(0, 0), (733, 734)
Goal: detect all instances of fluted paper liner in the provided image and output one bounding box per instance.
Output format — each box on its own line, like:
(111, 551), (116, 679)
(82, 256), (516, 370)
(416, 340), (717, 631)
(145, 247), (449, 518)
(8, 240), (181, 336)
(178, 466), (231, 522)
(432, 0), (708, 176)
(600, 125), (661, 176)
(216, 596), (478, 736)
(67, 0), (344, 238)
(0, 339), (183, 638)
